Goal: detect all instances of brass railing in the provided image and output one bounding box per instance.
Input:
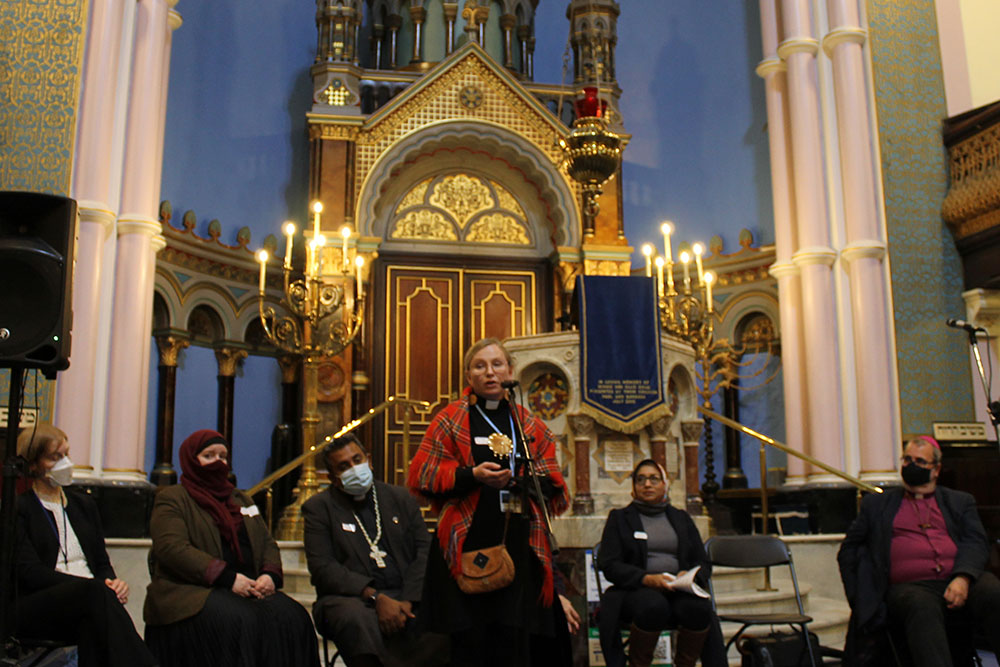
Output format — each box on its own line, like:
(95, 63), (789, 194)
(698, 406), (883, 590)
(247, 396), (430, 531)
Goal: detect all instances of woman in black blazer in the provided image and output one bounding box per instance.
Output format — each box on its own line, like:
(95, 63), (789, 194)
(597, 459), (726, 667)
(15, 424), (155, 667)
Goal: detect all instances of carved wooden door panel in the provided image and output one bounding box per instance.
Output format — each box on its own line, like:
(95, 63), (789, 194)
(377, 262), (544, 484)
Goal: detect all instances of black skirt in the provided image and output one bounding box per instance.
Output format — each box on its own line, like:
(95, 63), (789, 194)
(145, 589), (319, 667)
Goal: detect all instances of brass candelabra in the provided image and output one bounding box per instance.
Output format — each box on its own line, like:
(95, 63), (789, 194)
(255, 201), (365, 539)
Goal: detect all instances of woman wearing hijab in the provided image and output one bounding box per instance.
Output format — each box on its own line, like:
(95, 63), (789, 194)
(14, 423), (156, 667)
(597, 459), (726, 667)
(144, 429), (319, 667)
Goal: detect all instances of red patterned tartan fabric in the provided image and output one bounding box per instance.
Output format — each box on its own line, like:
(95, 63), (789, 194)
(407, 387), (570, 604)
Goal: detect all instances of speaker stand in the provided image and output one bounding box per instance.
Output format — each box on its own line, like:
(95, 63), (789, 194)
(0, 365), (24, 661)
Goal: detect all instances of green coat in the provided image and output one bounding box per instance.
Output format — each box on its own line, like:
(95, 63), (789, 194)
(143, 485), (282, 626)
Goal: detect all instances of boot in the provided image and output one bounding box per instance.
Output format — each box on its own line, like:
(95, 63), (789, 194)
(673, 627), (709, 667)
(628, 623), (661, 667)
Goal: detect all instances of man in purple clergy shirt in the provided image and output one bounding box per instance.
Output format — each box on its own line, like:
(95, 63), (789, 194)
(838, 435), (1000, 666)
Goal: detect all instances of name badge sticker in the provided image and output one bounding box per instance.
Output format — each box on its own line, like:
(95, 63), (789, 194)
(240, 505), (260, 517)
(342, 522), (356, 532)
(633, 530), (648, 540)
(474, 436), (490, 446)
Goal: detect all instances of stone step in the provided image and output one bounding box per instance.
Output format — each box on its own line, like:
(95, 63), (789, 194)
(710, 565), (770, 594)
(283, 566), (314, 594)
(714, 583), (811, 617)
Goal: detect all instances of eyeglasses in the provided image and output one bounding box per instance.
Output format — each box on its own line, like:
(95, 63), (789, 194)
(634, 474), (664, 485)
(901, 455), (936, 469)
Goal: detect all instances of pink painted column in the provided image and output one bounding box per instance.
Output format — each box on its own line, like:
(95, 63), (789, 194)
(104, 0), (171, 480)
(823, 0), (897, 479)
(55, 0), (127, 479)
(758, 0), (808, 486)
(778, 0), (846, 478)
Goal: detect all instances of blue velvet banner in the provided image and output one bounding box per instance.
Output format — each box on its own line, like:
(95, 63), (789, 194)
(577, 275), (667, 432)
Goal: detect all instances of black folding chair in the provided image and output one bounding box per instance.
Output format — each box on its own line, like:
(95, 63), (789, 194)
(704, 535), (818, 667)
(591, 542), (631, 656)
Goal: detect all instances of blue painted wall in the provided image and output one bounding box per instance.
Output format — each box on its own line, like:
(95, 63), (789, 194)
(158, 1), (774, 488)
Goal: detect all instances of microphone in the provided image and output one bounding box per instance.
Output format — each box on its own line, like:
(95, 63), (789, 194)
(946, 318), (984, 333)
(500, 380), (519, 389)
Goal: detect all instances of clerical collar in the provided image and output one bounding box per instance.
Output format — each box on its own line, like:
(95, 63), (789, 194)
(904, 489), (932, 500)
(470, 393), (505, 410)
(484, 398), (500, 410)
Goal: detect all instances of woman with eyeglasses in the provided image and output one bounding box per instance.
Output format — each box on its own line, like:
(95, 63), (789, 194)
(597, 459), (726, 667)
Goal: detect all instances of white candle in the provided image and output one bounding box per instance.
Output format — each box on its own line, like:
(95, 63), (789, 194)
(655, 256), (665, 299)
(355, 254), (365, 298)
(306, 241), (315, 279)
(256, 249), (268, 293)
(704, 271), (715, 313)
(311, 201), (323, 241)
(340, 226), (351, 272)
(282, 221), (295, 269)
(693, 242), (705, 286)
(680, 250), (691, 291)
(315, 235), (326, 276)
(660, 221), (673, 263)
(641, 243), (653, 277)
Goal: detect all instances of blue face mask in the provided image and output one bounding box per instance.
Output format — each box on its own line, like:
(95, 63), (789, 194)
(339, 461), (374, 497)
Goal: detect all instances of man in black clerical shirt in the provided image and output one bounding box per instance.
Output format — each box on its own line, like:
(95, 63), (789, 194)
(302, 433), (445, 667)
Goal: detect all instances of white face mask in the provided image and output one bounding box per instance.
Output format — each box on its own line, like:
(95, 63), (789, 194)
(46, 457), (74, 487)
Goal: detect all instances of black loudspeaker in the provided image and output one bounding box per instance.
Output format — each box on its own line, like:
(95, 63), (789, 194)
(0, 191), (76, 375)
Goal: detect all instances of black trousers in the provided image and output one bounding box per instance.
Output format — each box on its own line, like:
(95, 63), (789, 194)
(16, 578), (156, 667)
(886, 573), (1000, 667)
(620, 587), (713, 633)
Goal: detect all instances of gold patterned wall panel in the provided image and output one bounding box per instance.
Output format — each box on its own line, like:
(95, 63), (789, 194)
(428, 174), (493, 228)
(468, 276), (533, 343)
(0, 0), (88, 424)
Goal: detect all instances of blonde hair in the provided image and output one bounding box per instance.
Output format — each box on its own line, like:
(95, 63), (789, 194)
(463, 338), (513, 372)
(17, 424), (68, 477)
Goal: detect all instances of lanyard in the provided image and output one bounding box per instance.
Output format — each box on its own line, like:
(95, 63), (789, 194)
(38, 493), (70, 568)
(474, 404), (518, 474)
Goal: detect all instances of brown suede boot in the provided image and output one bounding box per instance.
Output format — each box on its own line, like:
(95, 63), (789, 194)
(673, 627), (709, 667)
(627, 623), (661, 667)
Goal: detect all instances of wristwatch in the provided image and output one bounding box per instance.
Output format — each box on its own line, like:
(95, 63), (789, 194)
(366, 590), (378, 606)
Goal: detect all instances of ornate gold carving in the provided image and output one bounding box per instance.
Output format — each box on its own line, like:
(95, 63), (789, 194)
(214, 346), (248, 377)
(321, 80), (355, 106)
(396, 178), (432, 213)
(390, 209), (457, 240)
(428, 174), (493, 228)
(942, 122), (1000, 238)
(458, 86), (483, 109)
(584, 259), (630, 276)
(493, 183), (525, 217)
(466, 213), (530, 244)
(156, 335), (190, 367)
(309, 123), (361, 141)
(277, 354), (300, 384)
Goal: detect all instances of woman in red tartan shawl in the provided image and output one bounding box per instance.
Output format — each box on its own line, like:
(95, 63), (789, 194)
(407, 338), (571, 666)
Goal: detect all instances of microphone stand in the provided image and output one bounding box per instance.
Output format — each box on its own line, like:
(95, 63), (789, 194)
(505, 384), (559, 555)
(0, 366), (25, 663)
(963, 328), (1000, 444)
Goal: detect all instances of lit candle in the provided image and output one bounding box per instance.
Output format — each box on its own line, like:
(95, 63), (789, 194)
(680, 250), (691, 291)
(693, 242), (705, 286)
(340, 226), (351, 272)
(282, 221), (295, 269)
(704, 271), (715, 313)
(256, 249), (269, 293)
(355, 254), (365, 298)
(654, 256), (665, 299)
(660, 221), (673, 264)
(641, 243), (653, 277)
(311, 201), (323, 241)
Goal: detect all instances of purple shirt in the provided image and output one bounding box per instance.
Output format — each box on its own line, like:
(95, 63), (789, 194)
(890, 493), (958, 584)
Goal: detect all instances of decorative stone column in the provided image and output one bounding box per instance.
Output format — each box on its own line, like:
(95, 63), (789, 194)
(517, 25), (530, 76)
(647, 414), (672, 476)
(567, 414), (595, 515)
(681, 420), (704, 514)
(371, 24), (384, 69)
(823, 0), (898, 480)
(215, 345), (248, 450)
(104, 0), (173, 481)
(500, 14), (516, 69)
(56, 0), (129, 478)
(151, 333), (189, 486)
(386, 14), (401, 69)
(408, 5), (425, 64)
(778, 0), (846, 479)
(443, 2), (458, 55)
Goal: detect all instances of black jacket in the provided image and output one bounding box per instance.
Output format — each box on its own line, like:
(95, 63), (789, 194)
(15, 489), (116, 595)
(597, 502), (726, 667)
(837, 485), (989, 664)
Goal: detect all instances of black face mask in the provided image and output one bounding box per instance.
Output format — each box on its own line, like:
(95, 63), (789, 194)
(901, 462), (933, 487)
